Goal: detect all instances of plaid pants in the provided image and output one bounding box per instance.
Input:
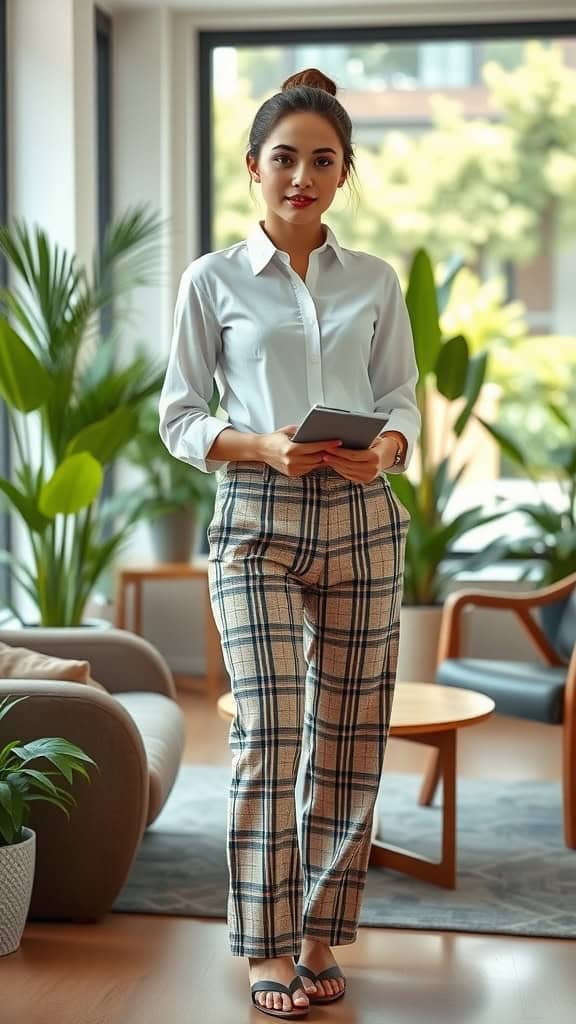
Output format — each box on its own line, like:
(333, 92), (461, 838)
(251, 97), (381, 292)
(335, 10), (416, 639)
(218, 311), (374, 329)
(207, 460), (409, 957)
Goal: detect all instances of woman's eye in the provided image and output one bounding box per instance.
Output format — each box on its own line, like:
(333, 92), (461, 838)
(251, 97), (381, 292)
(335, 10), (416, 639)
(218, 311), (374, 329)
(272, 156), (334, 168)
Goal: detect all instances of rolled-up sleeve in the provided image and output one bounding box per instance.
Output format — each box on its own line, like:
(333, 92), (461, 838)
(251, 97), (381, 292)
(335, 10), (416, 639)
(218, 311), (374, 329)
(369, 270), (421, 473)
(159, 267), (231, 474)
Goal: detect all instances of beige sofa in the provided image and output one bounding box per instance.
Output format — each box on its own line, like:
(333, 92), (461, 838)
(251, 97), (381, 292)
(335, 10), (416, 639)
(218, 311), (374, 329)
(0, 627), (186, 922)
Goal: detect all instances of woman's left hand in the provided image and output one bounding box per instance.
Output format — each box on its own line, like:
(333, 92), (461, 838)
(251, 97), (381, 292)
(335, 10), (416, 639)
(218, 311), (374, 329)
(321, 436), (400, 484)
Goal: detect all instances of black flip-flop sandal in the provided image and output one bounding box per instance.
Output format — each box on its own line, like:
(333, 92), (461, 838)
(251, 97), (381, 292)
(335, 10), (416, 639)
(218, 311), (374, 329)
(251, 976), (310, 1019)
(295, 962), (347, 1004)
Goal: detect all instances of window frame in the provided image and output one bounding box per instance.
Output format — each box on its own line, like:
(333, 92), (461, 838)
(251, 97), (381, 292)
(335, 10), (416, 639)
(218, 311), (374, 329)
(0, 0), (11, 608)
(199, 18), (576, 253)
(95, 7), (114, 511)
(95, 7), (113, 260)
(199, 18), (576, 565)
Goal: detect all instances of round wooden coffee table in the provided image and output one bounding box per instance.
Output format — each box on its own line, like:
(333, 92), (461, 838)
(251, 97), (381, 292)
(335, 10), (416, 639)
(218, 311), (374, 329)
(216, 682), (495, 889)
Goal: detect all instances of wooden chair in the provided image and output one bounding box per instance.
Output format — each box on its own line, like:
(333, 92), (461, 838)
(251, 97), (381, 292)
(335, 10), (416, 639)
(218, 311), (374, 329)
(419, 571), (576, 849)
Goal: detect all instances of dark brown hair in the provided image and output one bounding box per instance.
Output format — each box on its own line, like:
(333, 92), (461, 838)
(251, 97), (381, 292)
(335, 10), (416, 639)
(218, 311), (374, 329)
(247, 68), (357, 187)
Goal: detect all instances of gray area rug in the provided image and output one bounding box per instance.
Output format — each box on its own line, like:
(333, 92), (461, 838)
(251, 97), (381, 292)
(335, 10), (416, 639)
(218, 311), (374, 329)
(113, 764), (576, 938)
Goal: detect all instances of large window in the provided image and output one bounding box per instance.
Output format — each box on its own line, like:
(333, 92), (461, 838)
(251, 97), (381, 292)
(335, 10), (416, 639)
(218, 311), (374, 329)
(0, 0), (11, 609)
(201, 21), (576, 546)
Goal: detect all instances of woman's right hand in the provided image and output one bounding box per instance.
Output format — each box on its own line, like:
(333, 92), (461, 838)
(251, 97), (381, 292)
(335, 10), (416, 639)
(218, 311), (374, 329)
(259, 425), (343, 477)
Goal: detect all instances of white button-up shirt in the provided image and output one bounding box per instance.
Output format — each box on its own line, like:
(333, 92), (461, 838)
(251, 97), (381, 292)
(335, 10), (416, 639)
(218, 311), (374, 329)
(159, 222), (420, 474)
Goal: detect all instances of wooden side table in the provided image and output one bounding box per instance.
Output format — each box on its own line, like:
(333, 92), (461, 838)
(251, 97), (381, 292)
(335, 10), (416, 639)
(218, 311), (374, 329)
(115, 560), (225, 701)
(217, 682), (495, 889)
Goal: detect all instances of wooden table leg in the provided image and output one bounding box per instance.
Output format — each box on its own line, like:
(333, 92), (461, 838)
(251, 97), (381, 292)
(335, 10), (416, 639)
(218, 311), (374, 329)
(369, 729), (457, 889)
(115, 577), (127, 629)
(133, 581), (143, 634)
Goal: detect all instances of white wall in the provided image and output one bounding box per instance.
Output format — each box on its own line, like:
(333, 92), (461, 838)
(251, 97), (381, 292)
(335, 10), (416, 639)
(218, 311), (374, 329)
(7, 0), (97, 263)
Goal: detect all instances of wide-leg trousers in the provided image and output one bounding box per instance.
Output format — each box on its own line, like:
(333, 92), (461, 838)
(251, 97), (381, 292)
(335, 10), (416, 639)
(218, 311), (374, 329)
(207, 460), (410, 957)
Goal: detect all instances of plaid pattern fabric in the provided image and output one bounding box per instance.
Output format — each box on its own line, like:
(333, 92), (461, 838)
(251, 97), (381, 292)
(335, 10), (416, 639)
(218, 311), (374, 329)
(207, 460), (409, 957)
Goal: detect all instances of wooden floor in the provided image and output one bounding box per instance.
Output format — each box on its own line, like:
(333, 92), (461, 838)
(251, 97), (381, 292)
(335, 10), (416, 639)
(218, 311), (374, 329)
(3, 677), (576, 1024)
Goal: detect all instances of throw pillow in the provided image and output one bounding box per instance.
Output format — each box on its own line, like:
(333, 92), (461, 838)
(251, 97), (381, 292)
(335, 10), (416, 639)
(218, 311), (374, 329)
(0, 641), (106, 692)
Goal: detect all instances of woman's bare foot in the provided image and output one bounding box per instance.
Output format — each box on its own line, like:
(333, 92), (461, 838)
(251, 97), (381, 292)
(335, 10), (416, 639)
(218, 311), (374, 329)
(249, 955), (310, 1013)
(298, 939), (346, 1000)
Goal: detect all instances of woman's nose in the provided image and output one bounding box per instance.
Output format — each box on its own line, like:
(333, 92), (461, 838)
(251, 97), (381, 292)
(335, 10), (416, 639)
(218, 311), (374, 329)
(292, 165), (313, 188)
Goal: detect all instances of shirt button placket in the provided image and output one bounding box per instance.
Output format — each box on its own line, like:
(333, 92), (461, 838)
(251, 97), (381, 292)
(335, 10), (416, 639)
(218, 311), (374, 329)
(297, 283), (324, 406)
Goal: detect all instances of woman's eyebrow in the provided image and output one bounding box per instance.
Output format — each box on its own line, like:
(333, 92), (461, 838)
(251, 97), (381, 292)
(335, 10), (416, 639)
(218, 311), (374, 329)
(271, 144), (337, 155)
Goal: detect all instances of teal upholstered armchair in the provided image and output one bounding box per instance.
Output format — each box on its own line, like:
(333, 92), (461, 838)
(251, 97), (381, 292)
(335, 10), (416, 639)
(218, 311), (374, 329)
(419, 572), (576, 849)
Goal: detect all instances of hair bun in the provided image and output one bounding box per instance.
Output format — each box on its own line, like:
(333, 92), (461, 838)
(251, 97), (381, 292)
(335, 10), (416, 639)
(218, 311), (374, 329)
(281, 68), (337, 96)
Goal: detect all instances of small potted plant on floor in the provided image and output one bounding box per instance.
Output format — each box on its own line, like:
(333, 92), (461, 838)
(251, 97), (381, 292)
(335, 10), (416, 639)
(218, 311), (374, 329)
(0, 695), (98, 956)
(124, 400), (219, 562)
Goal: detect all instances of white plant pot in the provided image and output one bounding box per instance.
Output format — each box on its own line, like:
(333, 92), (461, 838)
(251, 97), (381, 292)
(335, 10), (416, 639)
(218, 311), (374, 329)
(0, 828), (36, 957)
(396, 605), (443, 683)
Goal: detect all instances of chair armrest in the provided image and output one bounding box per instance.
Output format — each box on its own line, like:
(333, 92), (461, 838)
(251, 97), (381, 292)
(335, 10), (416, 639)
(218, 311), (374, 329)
(442, 571), (576, 612)
(564, 646), (576, 786)
(437, 578), (576, 666)
(0, 627), (177, 699)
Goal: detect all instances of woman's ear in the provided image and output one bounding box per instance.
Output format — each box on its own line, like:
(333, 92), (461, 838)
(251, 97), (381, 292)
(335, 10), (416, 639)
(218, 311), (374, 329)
(246, 154), (261, 182)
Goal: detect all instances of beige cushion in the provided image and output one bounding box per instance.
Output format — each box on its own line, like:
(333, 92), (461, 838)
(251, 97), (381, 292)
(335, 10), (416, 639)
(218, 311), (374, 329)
(114, 691), (186, 825)
(0, 641), (106, 691)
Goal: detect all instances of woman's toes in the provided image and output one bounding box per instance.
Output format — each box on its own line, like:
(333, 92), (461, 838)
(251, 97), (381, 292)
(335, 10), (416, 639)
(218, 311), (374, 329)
(293, 989), (309, 1007)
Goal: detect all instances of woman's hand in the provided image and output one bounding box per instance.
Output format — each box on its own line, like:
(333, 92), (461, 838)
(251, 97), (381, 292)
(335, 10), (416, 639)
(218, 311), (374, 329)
(259, 425), (343, 477)
(321, 435), (403, 484)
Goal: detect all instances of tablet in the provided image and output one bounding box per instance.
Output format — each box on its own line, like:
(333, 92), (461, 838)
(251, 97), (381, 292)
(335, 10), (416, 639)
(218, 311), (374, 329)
(291, 404), (390, 450)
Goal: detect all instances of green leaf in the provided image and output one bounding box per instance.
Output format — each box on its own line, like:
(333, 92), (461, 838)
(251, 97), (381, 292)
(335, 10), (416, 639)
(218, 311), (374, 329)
(388, 473), (417, 517)
(548, 445), (576, 474)
(0, 479), (50, 533)
(10, 769), (60, 796)
(435, 334), (469, 400)
(39, 453), (103, 517)
(0, 695), (29, 725)
(477, 418), (529, 471)
(436, 254), (464, 315)
(454, 351), (489, 437)
(546, 401), (571, 430)
(67, 406), (140, 463)
(0, 319), (52, 411)
(10, 737), (97, 767)
(0, 781), (13, 814)
(405, 249), (441, 377)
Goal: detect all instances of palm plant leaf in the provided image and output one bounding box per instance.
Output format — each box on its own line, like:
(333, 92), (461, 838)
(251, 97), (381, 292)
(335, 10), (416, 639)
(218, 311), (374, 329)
(93, 205), (164, 308)
(454, 351), (489, 437)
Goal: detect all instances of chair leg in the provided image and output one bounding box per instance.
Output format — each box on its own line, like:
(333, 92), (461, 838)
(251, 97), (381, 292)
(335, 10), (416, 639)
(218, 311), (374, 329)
(419, 748), (442, 806)
(563, 721), (576, 849)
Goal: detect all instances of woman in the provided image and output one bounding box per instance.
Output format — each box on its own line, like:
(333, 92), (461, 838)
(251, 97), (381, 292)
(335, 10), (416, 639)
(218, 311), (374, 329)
(159, 68), (420, 1020)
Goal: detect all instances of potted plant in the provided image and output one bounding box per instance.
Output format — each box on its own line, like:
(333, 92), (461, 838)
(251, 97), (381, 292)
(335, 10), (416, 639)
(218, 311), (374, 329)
(478, 402), (576, 642)
(124, 398), (219, 563)
(0, 695), (97, 956)
(0, 208), (165, 625)
(389, 249), (505, 680)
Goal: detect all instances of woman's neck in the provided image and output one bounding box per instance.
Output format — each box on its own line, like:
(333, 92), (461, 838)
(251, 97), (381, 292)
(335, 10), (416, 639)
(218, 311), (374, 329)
(261, 216), (326, 261)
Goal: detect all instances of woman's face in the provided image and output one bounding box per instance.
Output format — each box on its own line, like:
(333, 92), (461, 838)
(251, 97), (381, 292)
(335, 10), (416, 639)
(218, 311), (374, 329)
(247, 111), (347, 226)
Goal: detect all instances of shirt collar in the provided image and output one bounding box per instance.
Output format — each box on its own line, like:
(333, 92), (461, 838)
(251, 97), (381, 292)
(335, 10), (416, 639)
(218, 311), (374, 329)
(246, 221), (345, 275)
